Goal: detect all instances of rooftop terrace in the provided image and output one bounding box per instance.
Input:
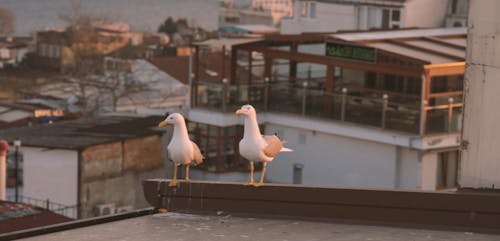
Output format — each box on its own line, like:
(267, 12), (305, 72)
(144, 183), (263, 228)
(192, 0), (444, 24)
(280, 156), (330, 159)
(191, 28), (466, 135)
(16, 212), (500, 241)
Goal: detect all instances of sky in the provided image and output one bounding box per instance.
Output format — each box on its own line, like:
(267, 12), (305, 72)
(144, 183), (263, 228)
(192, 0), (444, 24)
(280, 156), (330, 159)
(1, 0), (251, 36)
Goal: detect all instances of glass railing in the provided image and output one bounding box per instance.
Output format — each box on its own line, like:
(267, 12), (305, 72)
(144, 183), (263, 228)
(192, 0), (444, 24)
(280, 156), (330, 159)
(193, 81), (462, 135)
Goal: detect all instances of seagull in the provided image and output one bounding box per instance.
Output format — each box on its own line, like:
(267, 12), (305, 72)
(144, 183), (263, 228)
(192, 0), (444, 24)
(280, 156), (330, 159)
(236, 104), (292, 186)
(158, 113), (203, 186)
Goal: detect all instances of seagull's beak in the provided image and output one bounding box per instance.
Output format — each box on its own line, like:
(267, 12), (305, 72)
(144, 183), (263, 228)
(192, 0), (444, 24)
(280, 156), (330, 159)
(235, 109), (245, 115)
(158, 121), (168, 127)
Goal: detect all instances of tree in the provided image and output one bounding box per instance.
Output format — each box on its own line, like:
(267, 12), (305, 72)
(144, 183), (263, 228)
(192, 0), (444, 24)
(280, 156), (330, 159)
(158, 17), (177, 36)
(52, 0), (151, 115)
(0, 8), (14, 36)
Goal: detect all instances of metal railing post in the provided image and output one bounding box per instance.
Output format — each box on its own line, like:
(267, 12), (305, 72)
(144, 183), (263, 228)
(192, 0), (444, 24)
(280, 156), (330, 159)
(302, 81), (308, 116)
(14, 139), (21, 203)
(447, 97), (454, 132)
(264, 77), (269, 111)
(382, 94), (388, 129)
(341, 88), (347, 121)
(420, 100), (428, 136)
(222, 78), (228, 112)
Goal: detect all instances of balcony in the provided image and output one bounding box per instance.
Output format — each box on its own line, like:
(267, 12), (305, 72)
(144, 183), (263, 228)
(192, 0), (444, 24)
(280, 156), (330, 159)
(192, 78), (463, 135)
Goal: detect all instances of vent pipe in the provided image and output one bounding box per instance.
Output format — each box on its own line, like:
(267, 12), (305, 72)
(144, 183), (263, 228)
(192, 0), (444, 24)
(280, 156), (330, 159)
(0, 140), (9, 200)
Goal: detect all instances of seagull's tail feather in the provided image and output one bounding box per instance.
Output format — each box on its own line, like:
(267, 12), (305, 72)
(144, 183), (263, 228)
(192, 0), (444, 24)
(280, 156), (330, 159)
(280, 147), (293, 152)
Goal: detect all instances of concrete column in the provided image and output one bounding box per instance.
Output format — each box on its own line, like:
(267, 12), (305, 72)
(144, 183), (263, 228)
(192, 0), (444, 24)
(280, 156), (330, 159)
(420, 152), (437, 191)
(460, 0), (500, 189)
(0, 140), (9, 200)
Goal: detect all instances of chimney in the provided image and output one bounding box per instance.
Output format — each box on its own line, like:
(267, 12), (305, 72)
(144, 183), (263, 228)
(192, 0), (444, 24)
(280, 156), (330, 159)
(0, 140), (9, 200)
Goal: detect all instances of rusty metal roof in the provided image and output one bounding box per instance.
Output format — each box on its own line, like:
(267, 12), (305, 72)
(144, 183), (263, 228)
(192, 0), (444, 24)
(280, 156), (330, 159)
(0, 201), (72, 234)
(0, 115), (164, 150)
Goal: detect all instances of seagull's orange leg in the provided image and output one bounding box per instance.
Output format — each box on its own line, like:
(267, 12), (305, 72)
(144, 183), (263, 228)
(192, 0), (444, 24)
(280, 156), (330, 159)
(255, 162), (268, 187)
(245, 161), (255, 186)
(184, 164), (191, 182)
(169, 163), (179, 187)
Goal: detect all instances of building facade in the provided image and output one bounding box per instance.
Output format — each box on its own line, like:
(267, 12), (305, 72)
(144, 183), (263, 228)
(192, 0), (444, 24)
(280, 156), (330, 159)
(187, 28), (466, 190)
(281, 0), (460, 34)
(0, 116), (165, 219)
(459, 0), (500, 189)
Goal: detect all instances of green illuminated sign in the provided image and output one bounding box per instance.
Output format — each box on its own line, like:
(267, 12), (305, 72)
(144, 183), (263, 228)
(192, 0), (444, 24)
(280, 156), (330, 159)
(326, 42), (376, 63)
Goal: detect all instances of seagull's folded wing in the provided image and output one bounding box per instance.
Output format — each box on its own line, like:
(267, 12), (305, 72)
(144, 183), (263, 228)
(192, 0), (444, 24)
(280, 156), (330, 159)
(191, 141), (204, 165)
(263, 135), (283, 157)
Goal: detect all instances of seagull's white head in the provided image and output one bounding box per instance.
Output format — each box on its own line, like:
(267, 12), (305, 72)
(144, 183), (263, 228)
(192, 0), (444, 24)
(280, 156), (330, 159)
(158, 113), (185, 127)
(235, 104), (257, 118)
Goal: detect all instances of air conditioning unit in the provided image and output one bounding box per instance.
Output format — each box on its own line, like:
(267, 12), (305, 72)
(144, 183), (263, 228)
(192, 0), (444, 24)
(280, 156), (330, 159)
(116, 205), (134, 213)
(94, 203), (116, 216)
(445, 18), (467, 28)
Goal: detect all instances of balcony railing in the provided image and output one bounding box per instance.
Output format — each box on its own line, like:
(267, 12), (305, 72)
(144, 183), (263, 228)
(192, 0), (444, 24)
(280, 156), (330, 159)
(193, 80), (462, 135)
(8, 195), (77, 218)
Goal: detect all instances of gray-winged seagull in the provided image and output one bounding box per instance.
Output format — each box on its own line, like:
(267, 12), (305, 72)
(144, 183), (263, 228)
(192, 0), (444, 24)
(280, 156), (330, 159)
(158, 113), (203, 186)
(236, 104), (292, 186)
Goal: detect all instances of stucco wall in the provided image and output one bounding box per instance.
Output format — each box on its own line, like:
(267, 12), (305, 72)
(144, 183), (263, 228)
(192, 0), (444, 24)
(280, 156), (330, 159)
(281, 3), (356, 34)
(459, 0), (500, 189)
(404, 0), (448, 28)
(420, 152), (438, 190)
(23, 147), (78, 218)
(80, 135), (164, 218)
(397, 147), (420, 189)
(79, 168), (165, 219)
(263, 123), (420, 189)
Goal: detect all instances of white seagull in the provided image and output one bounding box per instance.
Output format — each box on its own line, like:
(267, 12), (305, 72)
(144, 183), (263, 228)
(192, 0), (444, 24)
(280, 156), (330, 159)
(236, 104), (292, 186)
(158, 113), (203, 186)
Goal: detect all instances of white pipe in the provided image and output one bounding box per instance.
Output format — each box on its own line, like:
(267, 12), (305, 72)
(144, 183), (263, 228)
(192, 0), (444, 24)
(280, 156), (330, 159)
(0, 140), (9, 201)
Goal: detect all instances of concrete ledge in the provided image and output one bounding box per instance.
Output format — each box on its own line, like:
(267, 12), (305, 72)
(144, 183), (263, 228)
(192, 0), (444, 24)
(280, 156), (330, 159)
(143, 179), (500, 232)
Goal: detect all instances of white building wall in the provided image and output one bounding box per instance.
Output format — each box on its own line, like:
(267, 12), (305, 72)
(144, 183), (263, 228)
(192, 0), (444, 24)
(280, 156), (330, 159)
(459, 0), (500, 189)
(397, 148), (420, 189)
(404, 0), (449, 28)
(420, 152), (438, 190)
(191, 169), (261, 183)
(263, 123), (421, 189)
(23, 147), (78, 217)
(281, 2), (356, 34)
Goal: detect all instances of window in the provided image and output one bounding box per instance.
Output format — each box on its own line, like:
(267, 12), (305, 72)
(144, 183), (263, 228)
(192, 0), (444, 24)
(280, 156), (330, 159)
(334, 66), (342, 78)
(365, 72), (377, 89)
(391, 10), (400, 21)
(309, 2), (316, 18)
(451, 0), (458, 14)
(383, 75), (404, 92)
(300, 2), (308, 17)
(367, 8), (402, 30)
(390, 10), (401, 28)
(430, 75), (464, 93)
(382, 9), (390, 29)
(188, 122), (246, 172)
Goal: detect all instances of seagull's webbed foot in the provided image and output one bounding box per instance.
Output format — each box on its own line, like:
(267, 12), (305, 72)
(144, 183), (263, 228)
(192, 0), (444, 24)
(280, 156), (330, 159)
(253, 182), (264, 187)
(244, 181), (255, 186)
(168, 180), (178, 187)
(184, 177), (191, 182)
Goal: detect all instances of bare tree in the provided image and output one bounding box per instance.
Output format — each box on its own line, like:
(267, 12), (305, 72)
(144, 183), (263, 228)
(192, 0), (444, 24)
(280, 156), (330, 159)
(32, 1), (182, 115)
(0, 8), (14, 36)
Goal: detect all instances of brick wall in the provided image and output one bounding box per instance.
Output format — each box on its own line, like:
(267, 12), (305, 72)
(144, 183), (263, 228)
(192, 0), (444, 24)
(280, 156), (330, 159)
(79, 134), (164, 218)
